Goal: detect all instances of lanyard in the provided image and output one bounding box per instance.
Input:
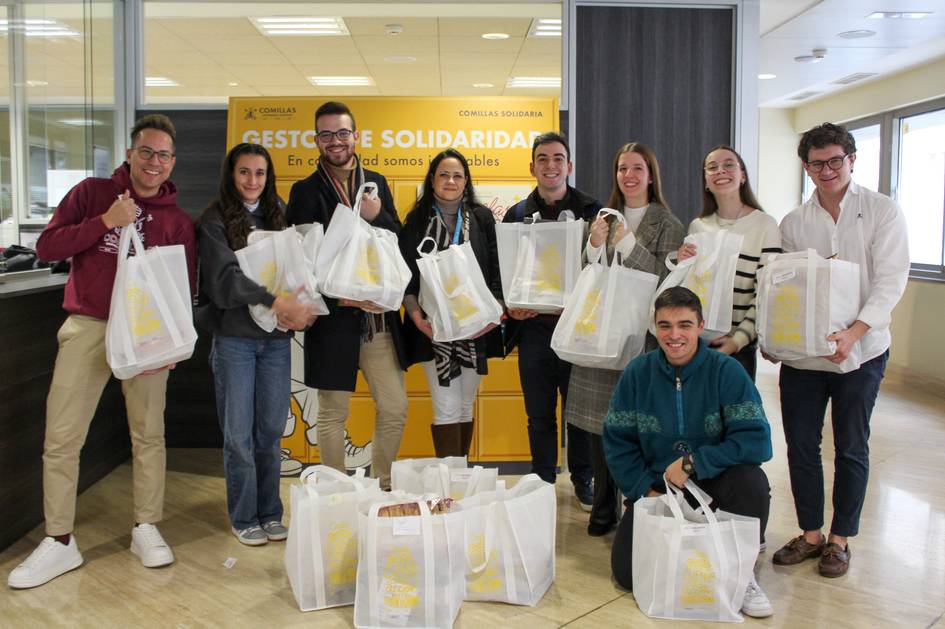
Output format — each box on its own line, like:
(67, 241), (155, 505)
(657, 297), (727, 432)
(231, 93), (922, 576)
(434, 205), (463, 245)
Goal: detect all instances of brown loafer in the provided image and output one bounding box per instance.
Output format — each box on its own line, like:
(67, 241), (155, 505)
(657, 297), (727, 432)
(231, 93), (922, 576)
(772, 534), (826, 565)
(819, 543), (851, 577)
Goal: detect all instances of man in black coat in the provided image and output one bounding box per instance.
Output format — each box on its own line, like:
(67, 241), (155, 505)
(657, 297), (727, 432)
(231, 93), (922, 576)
(502, 132), (598, 508)
(286, 101), (408, 489)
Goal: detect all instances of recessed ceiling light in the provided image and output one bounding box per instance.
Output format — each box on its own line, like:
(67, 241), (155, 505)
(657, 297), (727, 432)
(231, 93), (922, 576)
(383, 56), (416, 64)
(146, 76), (179, 87)
(227, 82), (238, 87)
(794, 48), (827, 64)
(867, 11), (931, 19)
(758, 73), (776, 80)
(481, 32), (509, 40)
(473, 83), (494, 88)
(838, 29), (876, 39)
(308, 76), (373, 87)
(507, 76), (561, 88)
(0, 18), (79, 38)
(252, 16), (348, 37)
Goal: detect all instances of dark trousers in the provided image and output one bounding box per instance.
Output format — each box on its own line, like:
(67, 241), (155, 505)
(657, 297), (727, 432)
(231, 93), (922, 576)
(611, 464), (770, 591)
(590, 434), (621, 525)
(779, 351), (888, 537)
(517, 320), (592, 486)
(730, 343), (758, 382)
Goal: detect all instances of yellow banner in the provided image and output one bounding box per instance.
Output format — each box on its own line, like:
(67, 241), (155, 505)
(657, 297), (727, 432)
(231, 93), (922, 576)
(226, 96), (558, 181)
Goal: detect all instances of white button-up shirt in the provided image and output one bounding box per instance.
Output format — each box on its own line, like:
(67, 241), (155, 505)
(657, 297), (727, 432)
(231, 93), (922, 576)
(779, 181), (910, 363)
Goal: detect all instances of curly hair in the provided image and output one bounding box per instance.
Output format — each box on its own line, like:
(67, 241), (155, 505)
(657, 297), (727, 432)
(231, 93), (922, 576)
(797, 122), (856, 162)
(199, 143), (284, 250)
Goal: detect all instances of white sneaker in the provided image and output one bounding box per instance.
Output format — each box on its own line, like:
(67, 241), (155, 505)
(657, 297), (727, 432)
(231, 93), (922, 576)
(8, 536), (83, 589)
(130, 523), (175, 568)
(741, 575), (773, 618)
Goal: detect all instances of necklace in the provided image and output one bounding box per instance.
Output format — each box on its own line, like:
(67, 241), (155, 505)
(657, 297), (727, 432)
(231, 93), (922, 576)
(718, 204), (748, 222)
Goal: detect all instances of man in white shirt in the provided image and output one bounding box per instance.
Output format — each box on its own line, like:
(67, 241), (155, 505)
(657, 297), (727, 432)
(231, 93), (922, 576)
(772, 122), (909, 578)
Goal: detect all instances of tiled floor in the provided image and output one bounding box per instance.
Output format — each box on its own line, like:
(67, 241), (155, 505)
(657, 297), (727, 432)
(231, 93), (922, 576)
(2, 360), (944, 627)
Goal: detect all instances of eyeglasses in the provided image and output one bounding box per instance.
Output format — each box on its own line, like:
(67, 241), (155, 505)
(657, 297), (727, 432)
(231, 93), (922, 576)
(704, 160), (740, 174)
(316, 129), (353, 142)
(133, 146), (174, 164)
(806, 154), (848, 173)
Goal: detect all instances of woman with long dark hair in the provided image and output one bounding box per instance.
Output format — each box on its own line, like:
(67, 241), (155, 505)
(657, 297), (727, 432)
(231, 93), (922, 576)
(675, 145), (782, 380)
(196, 143), (314, 546)
(399, 148), (503, 457)
(566, 142), (684, 537)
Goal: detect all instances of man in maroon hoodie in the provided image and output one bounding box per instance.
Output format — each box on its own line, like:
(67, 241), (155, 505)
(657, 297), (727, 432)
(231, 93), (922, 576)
(8, 114), (196, 589)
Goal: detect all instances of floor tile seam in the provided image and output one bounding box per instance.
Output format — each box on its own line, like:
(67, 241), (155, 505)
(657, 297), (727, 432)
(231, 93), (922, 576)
(554, 592), (629, 627)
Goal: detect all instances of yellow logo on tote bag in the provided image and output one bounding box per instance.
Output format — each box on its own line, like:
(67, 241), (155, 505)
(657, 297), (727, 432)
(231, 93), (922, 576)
(443, 274), (479, 323)
(355, 242), (382, 286)
(532, 244), (562, 293)
(126, 284), (161, 340)
(381, 545), (419, 610)
(680, 550), (717, 606)
(770, 284), (802, 348)
(574, 289), (602, 337)
(326, 522), (358, 587)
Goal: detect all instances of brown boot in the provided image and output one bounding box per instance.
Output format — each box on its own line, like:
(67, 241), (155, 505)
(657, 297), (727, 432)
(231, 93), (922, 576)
(431, 424), (463, 457)
(459, 421), (475, 457)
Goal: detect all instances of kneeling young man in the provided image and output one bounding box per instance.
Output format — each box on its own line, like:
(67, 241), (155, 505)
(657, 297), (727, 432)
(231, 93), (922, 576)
(603, 286), (774, 618)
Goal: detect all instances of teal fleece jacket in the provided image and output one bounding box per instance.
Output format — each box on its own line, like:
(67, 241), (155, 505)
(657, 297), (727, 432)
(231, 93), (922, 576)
(603, 340), (772, 500)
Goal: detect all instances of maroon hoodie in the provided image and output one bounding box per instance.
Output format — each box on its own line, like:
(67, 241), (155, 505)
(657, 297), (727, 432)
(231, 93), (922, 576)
(36, 163), (196, 321)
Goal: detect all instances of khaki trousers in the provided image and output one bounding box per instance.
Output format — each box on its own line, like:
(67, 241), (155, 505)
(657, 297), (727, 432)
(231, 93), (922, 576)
(317, 332), (407, 489)
(43, 315), (169, 535)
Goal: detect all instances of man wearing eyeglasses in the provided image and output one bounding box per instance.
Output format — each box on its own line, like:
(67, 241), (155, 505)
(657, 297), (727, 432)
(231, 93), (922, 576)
(285, 101), (408, 490)
(771, 122), (909, 578)
(9, 114), (195, 589)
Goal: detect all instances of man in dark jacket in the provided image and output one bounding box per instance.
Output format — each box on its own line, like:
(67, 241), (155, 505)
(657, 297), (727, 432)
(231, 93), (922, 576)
(9, 114), (195, 589)
(502, 132), (597, 508)
(285, 101), (408, 490)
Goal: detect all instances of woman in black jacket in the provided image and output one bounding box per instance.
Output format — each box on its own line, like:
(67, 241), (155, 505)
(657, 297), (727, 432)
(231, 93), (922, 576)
(399, 148), (503, 457)
(196, 143), (314, 546)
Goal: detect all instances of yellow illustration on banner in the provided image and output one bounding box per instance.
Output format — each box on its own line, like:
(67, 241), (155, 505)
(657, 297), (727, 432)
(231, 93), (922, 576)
(467, 533), (503, 594)
(679, 550), (717, 606)
(326, 522), (358, 587)
(126, 283), (162, 340)
(355, 242), (382, 286)
(443, 274), (479, 323)
(381, 545), (420, 611)
(532, 244), (562, 295)
(575, 289), (602, 337)
(770, 284), (803, 349)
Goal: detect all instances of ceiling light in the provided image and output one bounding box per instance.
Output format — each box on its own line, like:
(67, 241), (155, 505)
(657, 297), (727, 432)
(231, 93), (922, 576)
(507, 76), (561, 88)
(867, 11), (931, 19)
(59, 118), (103, 127)
(384, 23), (403, 36)
(383, 56), (416, 64)
(481, 32), (509, 40)
(308, 76), (373, 87)
(227, 82), (238, 87)
(252, 16), (348, 37)
(473, 83), (494, 88)
(0, 18), (79, 38)
(758, 73), (776, 80)
(146, 76), (179, 87)
(25, 80), (49, 87)
(794, 48), (827, 64)
(528, 17), (562, 38)
(838, 29), (876, 39)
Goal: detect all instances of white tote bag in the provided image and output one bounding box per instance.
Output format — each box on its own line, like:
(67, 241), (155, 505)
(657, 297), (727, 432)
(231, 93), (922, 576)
(496, 218), (584, 313)
(391, 457), (496, 500)
(235, 228), (328, 333)
(284, 466), (384, 611)
(551, 211), (658, 369)
(631, 480), (759, 622)
(106, 225), (197, 380)
(757, 250), (861, 373)
(318, 182), (412, 311)
(459, 474), (556, 606)
(653, 230), (744, 340)
(416, 237), (503, 342)
(354, 499), (466, 629)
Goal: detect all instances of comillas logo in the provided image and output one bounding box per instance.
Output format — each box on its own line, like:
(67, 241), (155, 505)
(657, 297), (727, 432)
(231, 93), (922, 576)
(244, 108), (256, 120)
(254, 106), (298, 119)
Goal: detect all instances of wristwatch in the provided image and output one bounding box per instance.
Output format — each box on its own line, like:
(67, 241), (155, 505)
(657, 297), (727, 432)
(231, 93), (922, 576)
(681, 453), (697, 479)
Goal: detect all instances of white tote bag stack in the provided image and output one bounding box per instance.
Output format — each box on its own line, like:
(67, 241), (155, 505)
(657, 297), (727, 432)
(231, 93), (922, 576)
(391, 457), (497, 500)
(495, 217), (584, 313)
(106, 225), (197, 379)
(632, 480), (759, 622)
(653, 230), (744, 340)
(316, 182), (411, 312)
(458, 474), (556, 606)
(416, 237), (503, 342)
(235, 228), (328, 332)
(354, 499), (466, 629)
(285, 466), (385, 611)
(757, 249), (861, 373)
(551, 211), (658, 370)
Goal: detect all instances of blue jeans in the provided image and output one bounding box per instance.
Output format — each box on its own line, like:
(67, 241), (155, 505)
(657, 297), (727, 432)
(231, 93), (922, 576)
(210, 335), (290, 530)
(779, 351), (888, 537)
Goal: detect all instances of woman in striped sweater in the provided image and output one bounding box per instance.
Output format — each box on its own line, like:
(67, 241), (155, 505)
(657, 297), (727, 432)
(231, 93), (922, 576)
(676, 145), (782, 381)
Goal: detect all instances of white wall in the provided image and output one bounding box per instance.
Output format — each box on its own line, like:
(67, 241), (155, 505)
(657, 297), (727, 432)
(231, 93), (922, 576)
(756, 107), (800, 222)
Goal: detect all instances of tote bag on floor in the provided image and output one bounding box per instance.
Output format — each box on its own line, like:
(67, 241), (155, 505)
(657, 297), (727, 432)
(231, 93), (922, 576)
(631, 480), (758, 622)
(106, 225), (196, 379)
(391, 457), (497, 500)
